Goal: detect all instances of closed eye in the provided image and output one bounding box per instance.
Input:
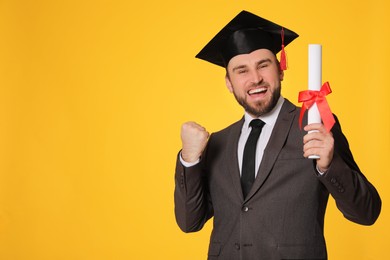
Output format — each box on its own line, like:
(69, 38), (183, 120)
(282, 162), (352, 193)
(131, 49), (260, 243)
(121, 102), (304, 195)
(258, 64), (268, 69)
(232, 65), (248, 74)
(257, 59), (271, 69)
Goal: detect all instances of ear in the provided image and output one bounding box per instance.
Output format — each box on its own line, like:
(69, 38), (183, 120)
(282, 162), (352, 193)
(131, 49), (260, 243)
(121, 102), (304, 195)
(279, 69), (284, 81)
(225, 75), (234, 93)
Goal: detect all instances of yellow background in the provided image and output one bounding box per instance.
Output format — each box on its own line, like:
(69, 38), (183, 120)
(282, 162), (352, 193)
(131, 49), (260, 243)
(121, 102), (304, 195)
(0, 0), (388, 259)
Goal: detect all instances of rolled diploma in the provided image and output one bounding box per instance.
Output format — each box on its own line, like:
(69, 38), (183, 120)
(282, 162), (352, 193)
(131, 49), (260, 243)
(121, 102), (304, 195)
(308, 44), (322, 159)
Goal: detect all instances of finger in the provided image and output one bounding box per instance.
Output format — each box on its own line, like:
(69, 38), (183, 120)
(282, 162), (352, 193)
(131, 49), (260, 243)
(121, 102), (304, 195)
(303, 145), (325, 158)
(304, 123), (326, 132)
(303, 139), (324, 150)
(182, 121), (206, 133)
(303, 149), (317, 158)
(303, 132), (325, 145)
(183, 121), (199, 130)
(303, 147), (325, 158)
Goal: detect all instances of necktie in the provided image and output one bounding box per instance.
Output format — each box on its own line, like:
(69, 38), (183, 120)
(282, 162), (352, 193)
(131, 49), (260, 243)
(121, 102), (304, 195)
(241, 119), (265, 198)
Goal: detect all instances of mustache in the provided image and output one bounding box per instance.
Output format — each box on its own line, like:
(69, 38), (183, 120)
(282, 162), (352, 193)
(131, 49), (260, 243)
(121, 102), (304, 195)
(250, 81), (270, 88)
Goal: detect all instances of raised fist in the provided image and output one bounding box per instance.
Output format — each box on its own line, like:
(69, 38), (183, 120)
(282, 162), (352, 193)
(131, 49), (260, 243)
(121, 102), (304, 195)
(180, 121), (210, 163)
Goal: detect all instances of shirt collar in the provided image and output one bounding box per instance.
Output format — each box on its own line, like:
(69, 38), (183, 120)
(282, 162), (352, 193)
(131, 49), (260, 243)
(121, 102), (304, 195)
(243, 96), (285, 129)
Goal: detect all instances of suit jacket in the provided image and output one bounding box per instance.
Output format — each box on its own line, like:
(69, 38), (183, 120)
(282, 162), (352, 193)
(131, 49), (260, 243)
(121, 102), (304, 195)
(174, 99), (381, 260)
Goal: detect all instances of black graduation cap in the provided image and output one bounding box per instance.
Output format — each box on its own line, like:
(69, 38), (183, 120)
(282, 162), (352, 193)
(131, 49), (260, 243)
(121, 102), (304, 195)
(195, 10), (299, 69)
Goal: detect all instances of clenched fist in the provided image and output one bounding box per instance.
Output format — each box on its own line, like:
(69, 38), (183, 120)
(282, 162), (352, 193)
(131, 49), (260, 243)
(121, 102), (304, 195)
(181, 121), (210, 163)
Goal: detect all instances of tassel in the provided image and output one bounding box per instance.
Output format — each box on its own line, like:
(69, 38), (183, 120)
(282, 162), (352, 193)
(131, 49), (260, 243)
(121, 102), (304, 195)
(280, 45), (287, 70)
(279, 28), (287, 71)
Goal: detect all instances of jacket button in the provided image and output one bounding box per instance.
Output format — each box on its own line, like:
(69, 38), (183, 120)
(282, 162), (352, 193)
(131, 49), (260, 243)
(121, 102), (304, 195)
(242, 206), (249, 212)
(234, 243), (240, 250)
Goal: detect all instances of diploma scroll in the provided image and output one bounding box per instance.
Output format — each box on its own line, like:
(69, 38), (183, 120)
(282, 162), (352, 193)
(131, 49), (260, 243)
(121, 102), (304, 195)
(308, 44), (322, 159)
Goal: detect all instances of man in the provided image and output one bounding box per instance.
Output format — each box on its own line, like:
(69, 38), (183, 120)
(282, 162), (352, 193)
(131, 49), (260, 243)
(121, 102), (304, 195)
(174, 10), (381, 260)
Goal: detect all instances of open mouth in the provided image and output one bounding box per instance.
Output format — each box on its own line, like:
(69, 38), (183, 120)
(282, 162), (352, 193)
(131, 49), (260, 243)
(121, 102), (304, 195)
(248, 87), (267, 95)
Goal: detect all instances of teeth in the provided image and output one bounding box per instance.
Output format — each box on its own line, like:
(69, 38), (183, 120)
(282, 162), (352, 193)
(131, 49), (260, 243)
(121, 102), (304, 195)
(249, 88), (266, 95)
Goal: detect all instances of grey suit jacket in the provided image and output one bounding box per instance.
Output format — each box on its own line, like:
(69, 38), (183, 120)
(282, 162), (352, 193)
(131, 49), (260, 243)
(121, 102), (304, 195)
(174, 99), (381, 260)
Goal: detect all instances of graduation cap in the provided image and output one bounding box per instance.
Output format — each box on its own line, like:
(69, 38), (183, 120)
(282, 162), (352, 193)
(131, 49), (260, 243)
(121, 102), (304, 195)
(195, 10), (299, 70)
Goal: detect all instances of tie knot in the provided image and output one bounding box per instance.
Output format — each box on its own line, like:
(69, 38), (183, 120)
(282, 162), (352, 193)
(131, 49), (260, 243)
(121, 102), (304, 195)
(249, 119), (265, 129)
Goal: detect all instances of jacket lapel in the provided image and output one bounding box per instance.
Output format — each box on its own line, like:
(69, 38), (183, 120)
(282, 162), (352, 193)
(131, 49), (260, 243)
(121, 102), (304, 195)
(225, 118), (245, 201)
(245, 100), (297, 201)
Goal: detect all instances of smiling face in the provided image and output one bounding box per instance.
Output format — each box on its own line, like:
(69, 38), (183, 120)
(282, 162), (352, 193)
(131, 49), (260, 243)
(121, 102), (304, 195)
(225, 49), (284, 118)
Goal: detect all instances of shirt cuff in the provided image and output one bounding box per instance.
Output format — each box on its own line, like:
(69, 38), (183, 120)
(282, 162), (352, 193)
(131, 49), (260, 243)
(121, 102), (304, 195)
(179, 152), (200, 167)
(316, 165), (326, 175)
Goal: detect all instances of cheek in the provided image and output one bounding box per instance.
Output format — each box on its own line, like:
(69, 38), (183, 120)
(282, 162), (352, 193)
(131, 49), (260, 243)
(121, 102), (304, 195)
(232, 83), (247, 95)
(264, 72), (281, 84)
(232, 77), (249, 90)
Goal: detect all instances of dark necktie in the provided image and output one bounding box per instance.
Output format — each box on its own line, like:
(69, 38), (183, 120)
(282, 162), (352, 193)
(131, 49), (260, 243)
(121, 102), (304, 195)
(241, 119), (265, 198)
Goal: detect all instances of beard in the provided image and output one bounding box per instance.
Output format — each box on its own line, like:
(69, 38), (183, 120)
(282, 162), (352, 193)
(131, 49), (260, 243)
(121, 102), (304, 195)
(232, 82), (281, 117)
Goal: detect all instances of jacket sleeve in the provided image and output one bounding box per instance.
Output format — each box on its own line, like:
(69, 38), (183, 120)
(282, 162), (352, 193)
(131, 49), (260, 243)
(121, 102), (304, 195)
(174, 151), (214, 233)
(318, 116), (381, 225)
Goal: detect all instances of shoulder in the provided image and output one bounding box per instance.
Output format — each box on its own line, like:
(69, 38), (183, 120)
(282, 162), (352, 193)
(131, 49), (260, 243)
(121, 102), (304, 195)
(211, 118), (244, 138)
(204, 118), (244, 152)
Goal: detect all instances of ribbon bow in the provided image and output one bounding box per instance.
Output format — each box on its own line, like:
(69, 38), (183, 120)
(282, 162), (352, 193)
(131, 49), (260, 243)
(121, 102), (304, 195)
(298, 82), (336, 132)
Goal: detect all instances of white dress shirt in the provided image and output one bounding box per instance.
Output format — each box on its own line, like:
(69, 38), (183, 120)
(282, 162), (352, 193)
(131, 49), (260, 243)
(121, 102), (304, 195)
(238, 96), (284, 177)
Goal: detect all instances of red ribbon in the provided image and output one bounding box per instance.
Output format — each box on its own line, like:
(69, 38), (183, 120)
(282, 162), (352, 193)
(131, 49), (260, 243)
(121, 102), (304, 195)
(298, 82), (336, 132)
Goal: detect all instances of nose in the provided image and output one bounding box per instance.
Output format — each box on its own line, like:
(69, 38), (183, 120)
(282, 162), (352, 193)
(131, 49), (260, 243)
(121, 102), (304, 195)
(250, 70), (263, 85)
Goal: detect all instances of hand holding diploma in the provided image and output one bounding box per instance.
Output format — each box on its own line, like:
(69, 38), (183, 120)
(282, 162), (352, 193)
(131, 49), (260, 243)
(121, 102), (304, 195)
(299, 44), (336, 161)
(303, 123), (334, 172)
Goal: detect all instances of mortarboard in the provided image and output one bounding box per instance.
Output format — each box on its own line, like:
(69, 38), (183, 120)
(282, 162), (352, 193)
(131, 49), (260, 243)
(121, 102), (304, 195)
(195, 10), (299, 69)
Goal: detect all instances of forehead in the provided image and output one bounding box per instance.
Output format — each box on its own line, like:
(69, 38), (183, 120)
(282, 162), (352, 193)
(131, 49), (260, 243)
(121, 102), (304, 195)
(227, 49), (276, 69)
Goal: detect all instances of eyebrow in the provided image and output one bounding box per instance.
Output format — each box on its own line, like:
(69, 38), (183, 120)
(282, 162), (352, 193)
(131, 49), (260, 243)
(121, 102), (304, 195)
(231, 58), (272, 72)
(232, 65), (248, 72)
(256, 58), (272, 66)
